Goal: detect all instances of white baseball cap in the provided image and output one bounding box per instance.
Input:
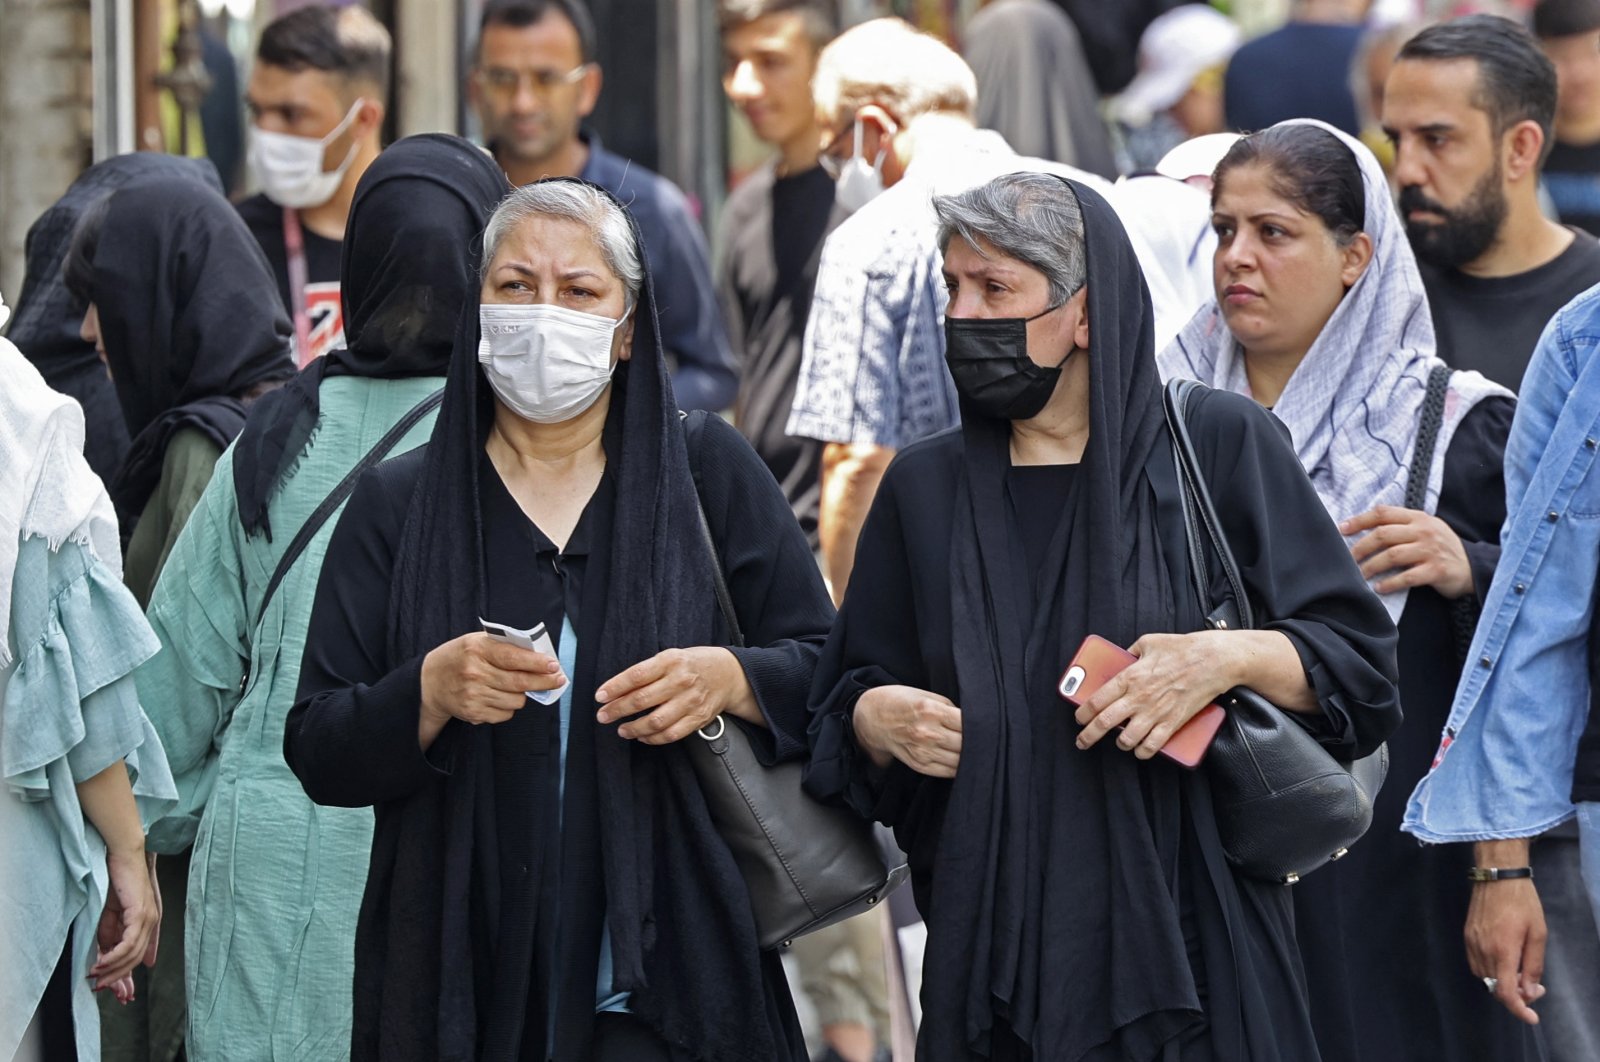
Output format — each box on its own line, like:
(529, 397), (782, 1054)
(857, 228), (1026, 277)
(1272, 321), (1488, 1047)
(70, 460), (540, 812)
(1114, 6), (1243, 126)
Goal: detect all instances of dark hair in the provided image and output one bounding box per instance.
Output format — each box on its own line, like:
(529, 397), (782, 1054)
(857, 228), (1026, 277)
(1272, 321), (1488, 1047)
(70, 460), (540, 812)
(61, 193), (112, 305)
(1397, 15), (1557, 153)
(1213, 125), (1366, 246)
(716, 0), (838, 49)
(477, 0), (597, 64)
(1533, 0), (1600, 40)
(257, 4), (392, 97)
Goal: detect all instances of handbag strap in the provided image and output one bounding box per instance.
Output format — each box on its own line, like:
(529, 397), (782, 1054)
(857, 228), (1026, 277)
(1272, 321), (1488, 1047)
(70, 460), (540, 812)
(682, 411), (746, 648)
(1163, 378), (1255, 631)
(254, 387), (443, 627)
(1404, 364), (1453, 510)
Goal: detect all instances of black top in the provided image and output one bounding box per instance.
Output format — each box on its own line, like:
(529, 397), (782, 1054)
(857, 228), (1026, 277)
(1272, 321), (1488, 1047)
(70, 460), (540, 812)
(1422, 229), (1600, 391)
(806, 390), (1401, 1061)
(716, 162), (841, 545)
(236, 192), (345, 363)
(1293, 395), (1545, 1062)
(1544, 139), (1600, 238)
(1006, 463), (1079, 577)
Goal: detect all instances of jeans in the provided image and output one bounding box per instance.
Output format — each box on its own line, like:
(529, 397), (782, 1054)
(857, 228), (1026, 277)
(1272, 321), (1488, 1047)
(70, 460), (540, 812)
(1532, 823), (1600, 1062)
(1578, 803), (1600, 931)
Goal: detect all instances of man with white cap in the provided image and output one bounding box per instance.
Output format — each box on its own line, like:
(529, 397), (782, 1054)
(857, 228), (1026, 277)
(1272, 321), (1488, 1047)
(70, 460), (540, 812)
(1112, 5), (1241, 171)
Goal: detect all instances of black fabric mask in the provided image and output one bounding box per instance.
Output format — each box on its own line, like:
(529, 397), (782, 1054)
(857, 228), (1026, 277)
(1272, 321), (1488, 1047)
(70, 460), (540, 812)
(944, 302), (1074, 420)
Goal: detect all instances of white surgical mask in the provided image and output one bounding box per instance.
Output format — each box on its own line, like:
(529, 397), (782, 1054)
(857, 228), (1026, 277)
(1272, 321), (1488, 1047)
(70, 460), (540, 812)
(248, 99), (365, 209)
(833, 119), (891, 213)
(478, 302), (630, 424)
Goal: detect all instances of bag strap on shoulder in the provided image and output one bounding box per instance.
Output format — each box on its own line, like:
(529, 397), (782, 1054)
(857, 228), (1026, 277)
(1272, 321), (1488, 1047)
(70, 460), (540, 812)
(1404, 364), (1453, 510)
(681, 410), (746, 648)
(1163, 378), (1255, 632)
(254, 387), (443, 627)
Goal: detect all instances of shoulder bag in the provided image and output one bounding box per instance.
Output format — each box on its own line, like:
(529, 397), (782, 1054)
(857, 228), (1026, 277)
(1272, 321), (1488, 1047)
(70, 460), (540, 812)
(1164, 377), (1398, 884)
(682, 420), (908, 949)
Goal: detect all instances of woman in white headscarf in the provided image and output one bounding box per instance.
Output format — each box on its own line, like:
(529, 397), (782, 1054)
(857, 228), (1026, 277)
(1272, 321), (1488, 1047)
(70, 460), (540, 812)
(1159, 120), (1540, 1062)
(0, 332), (175, 1058)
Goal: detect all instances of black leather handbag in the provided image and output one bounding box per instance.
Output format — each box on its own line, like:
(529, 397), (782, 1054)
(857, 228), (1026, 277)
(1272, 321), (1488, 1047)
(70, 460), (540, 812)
(683, 482), (908, 949)
(1164, 378), (1390, 884)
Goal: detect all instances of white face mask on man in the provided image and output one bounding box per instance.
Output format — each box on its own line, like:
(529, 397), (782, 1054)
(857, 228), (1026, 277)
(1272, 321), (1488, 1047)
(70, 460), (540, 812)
(832, 119), (893, 213)
(248, 99), (365, 209)
(477, 302), (631, 424)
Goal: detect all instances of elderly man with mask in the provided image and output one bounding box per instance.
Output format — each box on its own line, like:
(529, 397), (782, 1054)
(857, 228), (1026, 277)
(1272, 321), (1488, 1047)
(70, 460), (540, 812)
(238, 4), (389, 366)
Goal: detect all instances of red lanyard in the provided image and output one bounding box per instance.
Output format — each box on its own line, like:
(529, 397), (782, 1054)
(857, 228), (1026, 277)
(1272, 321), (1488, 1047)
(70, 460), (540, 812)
(283, 206), (314, 367)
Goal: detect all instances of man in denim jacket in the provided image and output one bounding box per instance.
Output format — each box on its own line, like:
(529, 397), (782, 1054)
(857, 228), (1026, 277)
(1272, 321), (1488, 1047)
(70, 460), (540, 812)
(1406, 281), (1600, 1027)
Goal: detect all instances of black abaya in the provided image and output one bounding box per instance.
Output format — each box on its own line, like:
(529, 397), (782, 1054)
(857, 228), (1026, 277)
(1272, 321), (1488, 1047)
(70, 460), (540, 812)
(1293, 396), (1546, 1062)
(807, 387), (1401, 1062)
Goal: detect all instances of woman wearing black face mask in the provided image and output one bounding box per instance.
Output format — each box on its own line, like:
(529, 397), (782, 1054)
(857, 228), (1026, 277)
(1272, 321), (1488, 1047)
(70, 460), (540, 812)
(804, 171), (1401, 1060)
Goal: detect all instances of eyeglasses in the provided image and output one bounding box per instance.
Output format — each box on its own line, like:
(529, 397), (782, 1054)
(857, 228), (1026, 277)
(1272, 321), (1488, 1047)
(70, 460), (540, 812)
(475, 64), (589, 98)
(817, 123), (855, 180)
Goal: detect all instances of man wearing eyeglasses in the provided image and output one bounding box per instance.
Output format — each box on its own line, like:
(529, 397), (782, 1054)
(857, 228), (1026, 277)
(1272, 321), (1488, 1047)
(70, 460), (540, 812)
(470, 0), (737, 412)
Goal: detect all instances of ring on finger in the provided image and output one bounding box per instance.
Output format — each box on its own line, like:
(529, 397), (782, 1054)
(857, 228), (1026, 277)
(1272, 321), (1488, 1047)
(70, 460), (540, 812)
(1482, 976), (1498, 993)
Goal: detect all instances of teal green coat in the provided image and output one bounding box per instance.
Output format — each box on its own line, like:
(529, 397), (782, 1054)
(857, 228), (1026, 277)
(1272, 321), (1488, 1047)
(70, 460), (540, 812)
(137, 377), (440, 1060)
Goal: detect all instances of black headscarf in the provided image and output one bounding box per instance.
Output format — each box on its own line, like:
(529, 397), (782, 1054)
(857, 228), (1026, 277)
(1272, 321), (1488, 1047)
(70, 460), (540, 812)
(373, 178), (780, 1060)
(929, 177), (1203, 1058)
(5, 154), (223, 484)
(81, 180), (293, 516)
(232, 134), (511, 538)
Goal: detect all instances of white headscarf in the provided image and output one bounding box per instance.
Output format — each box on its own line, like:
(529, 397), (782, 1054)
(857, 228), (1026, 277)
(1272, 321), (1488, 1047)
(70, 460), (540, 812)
(1157, 119), (1510, 621)
(0, 337), (122, 667)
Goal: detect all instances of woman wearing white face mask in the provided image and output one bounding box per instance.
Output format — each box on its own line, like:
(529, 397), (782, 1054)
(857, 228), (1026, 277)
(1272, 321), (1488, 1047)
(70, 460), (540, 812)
(285, 179), (831, 1062)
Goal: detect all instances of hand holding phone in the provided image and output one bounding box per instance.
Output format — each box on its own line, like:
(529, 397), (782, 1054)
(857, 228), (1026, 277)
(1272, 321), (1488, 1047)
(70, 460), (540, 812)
(1058, 635), (1224, 769)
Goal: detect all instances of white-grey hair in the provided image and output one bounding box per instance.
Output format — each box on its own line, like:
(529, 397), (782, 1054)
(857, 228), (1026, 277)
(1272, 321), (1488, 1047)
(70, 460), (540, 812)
(480, 181), (644, 302)
(933, 172), (1086, 307)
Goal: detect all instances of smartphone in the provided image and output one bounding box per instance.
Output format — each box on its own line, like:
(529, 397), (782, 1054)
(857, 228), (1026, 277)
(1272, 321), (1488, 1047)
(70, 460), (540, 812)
(1057, 634), (1225, 769)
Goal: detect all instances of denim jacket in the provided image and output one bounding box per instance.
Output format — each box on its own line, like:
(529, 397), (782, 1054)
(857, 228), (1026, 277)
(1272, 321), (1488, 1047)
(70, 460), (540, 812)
(1404, 283), (1600, 843)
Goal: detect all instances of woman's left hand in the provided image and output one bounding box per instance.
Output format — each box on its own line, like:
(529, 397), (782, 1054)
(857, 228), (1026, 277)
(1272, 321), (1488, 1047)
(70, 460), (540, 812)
(597, 647), (757, 744)
(1075, 631), (1235, 760)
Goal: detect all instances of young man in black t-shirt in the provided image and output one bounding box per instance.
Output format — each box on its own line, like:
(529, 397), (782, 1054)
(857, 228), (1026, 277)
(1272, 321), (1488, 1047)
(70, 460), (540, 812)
(239, 5), (389, 365)
(715, 9), (899, 1062)
(1537, 0), (1600, 236)
(715, 0), (845, 550)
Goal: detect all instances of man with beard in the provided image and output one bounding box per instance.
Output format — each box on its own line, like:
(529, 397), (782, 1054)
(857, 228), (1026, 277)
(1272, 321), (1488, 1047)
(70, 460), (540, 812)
(1385, 14), (1600, 390)
(1384, 18), (1600, 1062)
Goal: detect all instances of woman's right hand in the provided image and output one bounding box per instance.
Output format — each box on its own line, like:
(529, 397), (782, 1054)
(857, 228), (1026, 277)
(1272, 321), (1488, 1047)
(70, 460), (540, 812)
(852, 685), (963, 778)
(419, 633), (565, 735)
(92, 846), (158, 998)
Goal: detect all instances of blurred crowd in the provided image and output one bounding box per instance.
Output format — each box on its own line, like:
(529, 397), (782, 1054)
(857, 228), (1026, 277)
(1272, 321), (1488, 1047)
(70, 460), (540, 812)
(7, 1), (1600, 1061)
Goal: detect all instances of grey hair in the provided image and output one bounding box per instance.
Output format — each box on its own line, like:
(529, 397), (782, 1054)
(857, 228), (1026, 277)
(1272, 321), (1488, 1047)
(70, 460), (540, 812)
(479, 181), (644, 302)
(933, 172), (1086, 307)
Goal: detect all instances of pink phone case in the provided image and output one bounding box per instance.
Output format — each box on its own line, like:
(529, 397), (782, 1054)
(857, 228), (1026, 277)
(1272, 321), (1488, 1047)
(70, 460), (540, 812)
(1058, 635), (1225, 769)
